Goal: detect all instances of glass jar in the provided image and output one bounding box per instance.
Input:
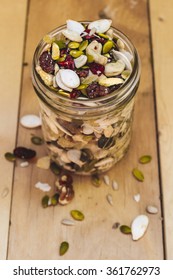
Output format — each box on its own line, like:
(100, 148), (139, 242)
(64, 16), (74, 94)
(32, 23), (141, 175)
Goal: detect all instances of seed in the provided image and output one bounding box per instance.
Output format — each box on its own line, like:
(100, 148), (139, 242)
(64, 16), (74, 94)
(58, 54), (66, 62)
(120, 225), (131, 234)
(68, 41), (80, 49)
(106, 194), (113, 206)
(50, 162), (61, 175)
(54, 40), (66, 49)
(91, 174), (101, 187)
(121, 70), (131, 80)
(51, 193), (59, 206)
(13, 147), (36, 160)
(112, 180), (119, 190)
(31, 136), (44, 145)
(146, 205), (158, 214)
(87, 54), (94, 63)
(59, 241), (69, 256)
(139, 155), (152, 164)
(51, 42), (60, 60)
(117, 38), (125, 49)
(69, 50), (83, 58)
(77, 84), (88, 90)
(98, 33), (110, 39)
(4, 152), (16, 162)
(98, 135), (115, 149)
(41, 195), (49, 208)
(70, 210), (84, 221)
(131, 215), (149, 241)
(102, 40), (114, 54)
(61, 219), (75, 226)
(20, 114), (42, 128)
(103, 175), (110, 186)
(79, 40), (88, 51)
(132, 168), (144, 182)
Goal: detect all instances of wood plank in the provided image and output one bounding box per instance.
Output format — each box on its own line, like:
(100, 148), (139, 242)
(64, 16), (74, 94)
(8, 0), (164, 259)
(0, 0), (28, 259)
(149, 0), (173, 260)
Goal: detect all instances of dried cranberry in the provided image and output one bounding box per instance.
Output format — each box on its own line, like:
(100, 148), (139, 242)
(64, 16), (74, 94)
(76, 69), (89, 78)
(70, 90), (81, 99)
(13, 147), (36, 159)
(89, 62), (105, 76)
(86, 82), (109, 98)
(58, 55), (75, 70)
(39, 51), (55, 74)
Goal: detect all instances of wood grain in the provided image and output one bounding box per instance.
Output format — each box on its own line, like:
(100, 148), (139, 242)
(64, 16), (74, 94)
(0, 0), (28, 260)
(149, 0), (173, 259)
(7, 0), (164, 259)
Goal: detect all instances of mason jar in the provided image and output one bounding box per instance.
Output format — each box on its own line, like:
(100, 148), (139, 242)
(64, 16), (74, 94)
(32, 22), (141, 175)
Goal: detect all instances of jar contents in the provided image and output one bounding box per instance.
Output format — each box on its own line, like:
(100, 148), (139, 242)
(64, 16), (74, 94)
(34, 19), (139, 174)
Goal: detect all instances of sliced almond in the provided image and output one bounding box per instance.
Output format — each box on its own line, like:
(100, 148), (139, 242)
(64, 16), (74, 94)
(59, 69), (80, 88)
(104, 60), (125, 76)
(74, 55), (87, 68)
(88, 19), (112, 33)
(20, 114), (42, 128)
(99, 77), (124, 87)
(62, 29), (82, 42)
(66, 19), (85, 34)
(55, 71), (72, 92)
(112, 50), (132, 71)
(131, 215), (149, 241)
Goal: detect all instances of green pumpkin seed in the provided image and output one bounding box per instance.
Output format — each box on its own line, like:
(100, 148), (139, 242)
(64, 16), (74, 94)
(4, 152), (16, 162)
(41, 195), (49, 208)
(70, 50), (83, 58)
(51, 193), (59, 206)
(54, 40), (66, 49)
(139, 155), (152, 164)
(120, 225), (131, 234)
(87, 54), (94, 63)
(91, 174), (101, 187)
(132, 168), (144, 182)
(31, 136), (44, 145)
(70, 210), (84, 221)
(98, 33), (110, 39)
(79, 40), (88, 51)
(58, 54), (66, 62)
(59, 241), (69, 256)
(77, 84), (88, 90)
(50, 162), (61, 175)
(58, 90), (70, 97)
(102, 40), (114, 54)
(68, 41), (80, 49)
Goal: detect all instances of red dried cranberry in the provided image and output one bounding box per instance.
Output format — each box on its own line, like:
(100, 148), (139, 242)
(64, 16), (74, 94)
(13, 147), (36, 159)
(58, 55), (75, 70)
(89, 62), (105, 76)
(76, 69), (89, 78)
(39, 51), (55, 74)
(70, 90), (81, 99)
(86, 82), (109, 98)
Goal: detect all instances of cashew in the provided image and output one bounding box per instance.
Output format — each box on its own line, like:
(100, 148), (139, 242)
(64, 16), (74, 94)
(86, 40), (107, 65)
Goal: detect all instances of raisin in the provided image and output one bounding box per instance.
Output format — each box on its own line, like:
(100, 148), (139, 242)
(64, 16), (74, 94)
(13, 147), (36, 159)
(89, 62), (105, 76)
(39, 51), (55, 74)
(86, 82), (109, 98)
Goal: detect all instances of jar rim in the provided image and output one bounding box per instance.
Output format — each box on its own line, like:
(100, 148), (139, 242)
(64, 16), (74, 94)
(32, 22), (141, 110)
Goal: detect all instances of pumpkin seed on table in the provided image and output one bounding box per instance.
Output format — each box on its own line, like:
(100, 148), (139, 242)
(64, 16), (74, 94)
(70, 210), (84, 221)
(50, 161), (61, 175)
(91, 173), (101, 187)
(120, 225), (131, 234)
(31, 136), (44, 145)
(4, 152), (16, 162)
(139, 155), (152, 164)
(132, 168), (144, 182)
(59, 241), (69, 256)
(41, 195), (49, 208)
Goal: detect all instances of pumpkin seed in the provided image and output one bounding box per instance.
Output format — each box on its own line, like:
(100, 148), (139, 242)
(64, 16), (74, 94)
(31, 136), (44, 145)
(102, 40), (114, 54)
(41, 195), (49, 208)
(131, 215), (149, 240)
(98, 135), (115, 149)
(70, 210), (84, 221)
(98, 33), (110, 39)
(77, 84), (88, 90)
(120, 225), (131, 234)
(68, 41), (80, 49)
(132, 168), (144, 182)
(51, 193), (59, 206)
(51, 42), (60, 60)
(87, 54), (94, 63)
(54, 40), (66, 49)
(79, 40), (88, 51)
(139, 155), (152, 164)
(91, 173), (101, 187)
(59, 241), (69, 256)
(4, 152), (16, 162)
(69, 50), (83, 58)
(58, 54), (66, 62)
(50, 162), (61, 175)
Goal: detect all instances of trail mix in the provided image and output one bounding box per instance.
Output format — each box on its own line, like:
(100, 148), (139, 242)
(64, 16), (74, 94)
(34, 19), (136, 174)
(36, 19), (133, 98)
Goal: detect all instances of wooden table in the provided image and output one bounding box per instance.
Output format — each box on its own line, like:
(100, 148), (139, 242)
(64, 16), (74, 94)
(0, 0), (173, 260)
